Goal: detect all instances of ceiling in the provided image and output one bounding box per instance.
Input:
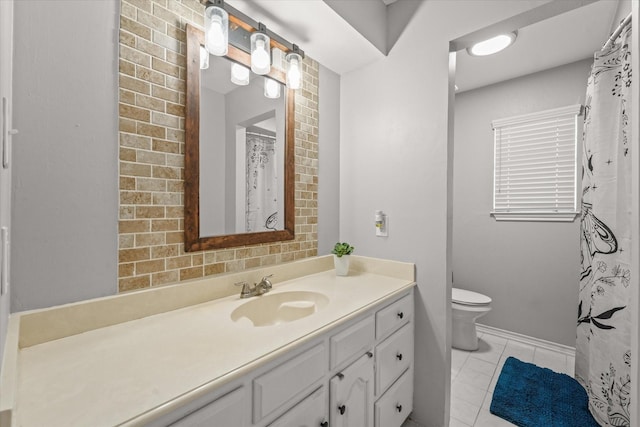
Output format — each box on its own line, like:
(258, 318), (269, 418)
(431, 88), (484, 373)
(455, 0), (620, 92)
(226, 0), (387, 74)
(223, 0), (621, 85)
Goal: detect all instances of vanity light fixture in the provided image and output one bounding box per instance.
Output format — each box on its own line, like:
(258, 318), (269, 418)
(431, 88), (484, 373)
(231, 63), (250, 85)
(204, 0), (228, 56)
(467, 31), (517, 56)
(285, 45), (302, 90)
(199, 46), (210, 70)
(250, 24), (271, 75)
(202, 0), (305, 95)
(264, 77), (281, 99)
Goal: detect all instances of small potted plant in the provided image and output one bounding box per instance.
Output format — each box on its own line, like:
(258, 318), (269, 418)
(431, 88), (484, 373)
(332, 242), (354, 276)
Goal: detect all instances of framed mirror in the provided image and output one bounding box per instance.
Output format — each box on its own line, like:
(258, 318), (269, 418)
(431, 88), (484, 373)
(185, 24), (295, 251)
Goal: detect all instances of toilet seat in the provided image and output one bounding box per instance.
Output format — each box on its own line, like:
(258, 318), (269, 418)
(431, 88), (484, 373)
(452, 288), (491, 306)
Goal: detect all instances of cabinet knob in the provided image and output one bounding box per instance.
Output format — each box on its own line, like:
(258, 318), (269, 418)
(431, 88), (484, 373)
(336, 372), (344, 380)
(396, 352), (403, 361)
(366, 351), (373, 358)
(397, 311), (404, 319)
(338, 404), (346, 415)
(320, 421), (329, 427)
(396, 404), (403, 412)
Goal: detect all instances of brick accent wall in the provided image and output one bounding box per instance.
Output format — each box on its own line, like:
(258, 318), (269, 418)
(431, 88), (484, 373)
(118, 0), (319, 292)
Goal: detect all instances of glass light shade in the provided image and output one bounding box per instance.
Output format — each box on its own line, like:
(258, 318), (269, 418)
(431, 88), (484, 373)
(286, 52), (302, 90)
(251, 32), (271, 75)
(467, 32), (517, 56)
(199, 46), (210, 70)
(231, 63), (250, 86)
(205, 4), (228, 56)
(264, 77), (281, 99)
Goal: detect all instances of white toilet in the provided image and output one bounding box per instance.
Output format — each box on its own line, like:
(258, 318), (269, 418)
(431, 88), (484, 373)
(452, 287), (492, 351)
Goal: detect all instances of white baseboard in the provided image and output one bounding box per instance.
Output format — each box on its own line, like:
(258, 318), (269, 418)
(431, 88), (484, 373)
(476, 323), (576, 357)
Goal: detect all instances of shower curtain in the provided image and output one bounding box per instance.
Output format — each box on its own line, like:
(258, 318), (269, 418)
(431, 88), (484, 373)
(245, 133), (278, 232)
(577, 24), (632, 427)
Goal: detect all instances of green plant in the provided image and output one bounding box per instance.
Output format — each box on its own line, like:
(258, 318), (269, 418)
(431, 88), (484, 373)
(332, 242), (354, 257)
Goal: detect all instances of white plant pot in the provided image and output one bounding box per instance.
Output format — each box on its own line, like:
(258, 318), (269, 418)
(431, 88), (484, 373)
(334, 255), (350, 276)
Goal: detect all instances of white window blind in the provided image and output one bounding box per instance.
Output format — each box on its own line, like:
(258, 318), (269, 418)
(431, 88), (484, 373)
(491, 104), (581, 221)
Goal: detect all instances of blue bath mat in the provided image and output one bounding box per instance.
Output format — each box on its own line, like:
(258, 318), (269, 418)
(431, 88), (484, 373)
(490, 357), (599, 427)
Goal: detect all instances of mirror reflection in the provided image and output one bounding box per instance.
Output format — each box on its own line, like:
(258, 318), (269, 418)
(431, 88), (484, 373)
(184, 24), (295, 252)
(199, 54), (286, 237)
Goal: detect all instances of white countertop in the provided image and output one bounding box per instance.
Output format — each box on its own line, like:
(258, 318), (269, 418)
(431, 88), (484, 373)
(1, 256), (415, 426)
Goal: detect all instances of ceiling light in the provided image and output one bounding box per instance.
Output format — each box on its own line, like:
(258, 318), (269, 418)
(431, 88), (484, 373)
(467, 31), (517, 56)
(204, 0), (228, 56)
(231, 63), (250, 85)
(251, 25), (271, 75)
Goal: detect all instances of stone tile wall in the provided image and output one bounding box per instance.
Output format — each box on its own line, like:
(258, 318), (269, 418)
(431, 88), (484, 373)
(118, 0), (318, 292)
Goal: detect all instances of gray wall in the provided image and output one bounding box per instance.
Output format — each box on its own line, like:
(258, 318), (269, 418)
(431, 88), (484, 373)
(318, 65), (340, 255)
(0, 0), (14, 361)
(339, 2), (550, 425)
(453, 59), (592, 347)
(612, 0), (631, 31)
(11, 0), (119, 311)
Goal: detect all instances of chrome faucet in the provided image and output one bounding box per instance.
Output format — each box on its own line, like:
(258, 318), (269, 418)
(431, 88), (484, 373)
(258, 274), (273, 292)
(235, 274), (274, 298)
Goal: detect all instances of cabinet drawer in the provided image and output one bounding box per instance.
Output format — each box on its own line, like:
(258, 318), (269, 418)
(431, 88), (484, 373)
(170, 386), (246, 427)
(330, 315), (375, 369)
(376, 293), (413, 340)
(268, 386), (327, 427)
(375, 369), (413, 427)
(253, 343), (326, 423)
(375, 322), (413, 396)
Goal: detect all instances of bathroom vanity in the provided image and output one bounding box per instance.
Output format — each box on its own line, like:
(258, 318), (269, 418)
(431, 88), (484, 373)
(0, 255), (415, 427)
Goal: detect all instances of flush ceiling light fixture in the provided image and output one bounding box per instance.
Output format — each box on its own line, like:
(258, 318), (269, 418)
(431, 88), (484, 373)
(467, 31), (517, 56)
(202, 0), (305, 95)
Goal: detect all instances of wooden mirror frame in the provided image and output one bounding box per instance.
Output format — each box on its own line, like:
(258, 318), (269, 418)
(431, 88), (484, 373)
(184, 24), (295, 251)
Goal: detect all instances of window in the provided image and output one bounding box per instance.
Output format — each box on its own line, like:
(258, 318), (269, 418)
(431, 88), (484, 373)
(491, 104), (581, 221)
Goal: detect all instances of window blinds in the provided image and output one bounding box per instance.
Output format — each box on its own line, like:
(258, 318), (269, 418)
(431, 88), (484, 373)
(492, 104), (581, 221)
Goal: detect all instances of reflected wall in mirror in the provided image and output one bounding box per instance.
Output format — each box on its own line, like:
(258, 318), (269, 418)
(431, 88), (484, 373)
(199, 55), (285, 236)
(185, 24), (295, 252)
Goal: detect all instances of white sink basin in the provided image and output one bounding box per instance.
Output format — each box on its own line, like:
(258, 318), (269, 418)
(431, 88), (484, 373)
(231, 291), (329, 327)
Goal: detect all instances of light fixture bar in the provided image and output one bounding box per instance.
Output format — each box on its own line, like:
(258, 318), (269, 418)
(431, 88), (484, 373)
(204, 0), (305, 59)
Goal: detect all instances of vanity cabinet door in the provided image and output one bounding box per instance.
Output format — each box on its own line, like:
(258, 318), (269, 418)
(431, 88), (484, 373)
(268, 386), (327, 427)
(330, 352), (374, 427)
(169, 386), (246, 427)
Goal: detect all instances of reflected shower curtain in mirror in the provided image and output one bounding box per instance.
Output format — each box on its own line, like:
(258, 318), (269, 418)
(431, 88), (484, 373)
(577, 24), (632, 427)
(245, 132), (278, 232)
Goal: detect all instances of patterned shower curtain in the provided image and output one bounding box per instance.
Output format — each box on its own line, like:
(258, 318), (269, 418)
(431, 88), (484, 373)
(245, 133), (278, 232)
(576, 24), (632, 427)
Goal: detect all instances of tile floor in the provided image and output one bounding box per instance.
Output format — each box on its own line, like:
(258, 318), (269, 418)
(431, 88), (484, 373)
(401, 330), (575, 427)
(449, 331), (575, 427)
